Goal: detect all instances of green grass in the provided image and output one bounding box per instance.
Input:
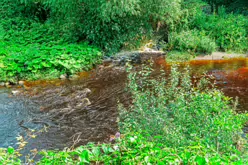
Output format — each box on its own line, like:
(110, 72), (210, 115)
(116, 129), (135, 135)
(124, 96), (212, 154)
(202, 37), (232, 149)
(165, 51), (194, 63)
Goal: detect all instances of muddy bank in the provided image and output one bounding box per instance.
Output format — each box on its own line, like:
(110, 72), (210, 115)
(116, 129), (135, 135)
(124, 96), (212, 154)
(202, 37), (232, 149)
(195, 52), (248, 60)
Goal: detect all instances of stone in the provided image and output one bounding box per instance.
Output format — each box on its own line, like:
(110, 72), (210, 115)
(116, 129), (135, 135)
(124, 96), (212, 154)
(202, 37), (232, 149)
(5, 82), (10, 86)
(0, 82), (4, 87)
(82, 98), (91, 106)
(103, 58), (112, 63)
(11, 90), (20, 95)
(83, 88), (92, 95)
(69, 75), (79, 80)
(18, 81), (25, 86)
(112, 60), (121, 65)
(60, 74), (67, 79)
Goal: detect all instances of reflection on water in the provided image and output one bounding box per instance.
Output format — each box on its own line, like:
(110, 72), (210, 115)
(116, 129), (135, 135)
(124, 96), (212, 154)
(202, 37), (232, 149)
(155, 57), (248, 113)
(0, 57), (247, 152)
(189, 58), (248, 114)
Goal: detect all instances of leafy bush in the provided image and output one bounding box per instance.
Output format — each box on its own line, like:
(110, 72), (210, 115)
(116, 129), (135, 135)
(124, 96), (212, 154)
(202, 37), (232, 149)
(0, 42), (102, 82)
(1, 0), (247, 54)
(0, 147), (21, 164)
(193, 10), (248, 52)
(119, 65), (247, 155)
(36, 133), (247, 164)
(168, 30), (216, 54)
(7, 0), (185, 53)
(0, 17), (80, 45)
(166, 51), (194, 63)
(2, 133), (246, 164)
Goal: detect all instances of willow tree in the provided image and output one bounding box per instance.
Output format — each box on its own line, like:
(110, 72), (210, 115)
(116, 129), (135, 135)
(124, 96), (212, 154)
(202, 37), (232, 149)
(30, 0), (183, 52)
(16, 0), (192, 52)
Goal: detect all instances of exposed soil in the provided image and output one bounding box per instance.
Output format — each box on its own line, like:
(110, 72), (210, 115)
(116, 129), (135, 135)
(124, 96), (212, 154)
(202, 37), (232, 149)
(195, 52), (248, 60)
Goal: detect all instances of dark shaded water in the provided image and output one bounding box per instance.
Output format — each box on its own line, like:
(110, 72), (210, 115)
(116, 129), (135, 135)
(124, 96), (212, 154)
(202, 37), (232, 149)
(0, 58), (247, 152)
(0, 89), (44, 148)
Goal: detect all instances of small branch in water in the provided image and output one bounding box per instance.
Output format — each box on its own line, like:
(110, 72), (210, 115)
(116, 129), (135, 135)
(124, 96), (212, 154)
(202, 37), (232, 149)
(70, 132), (82, 149)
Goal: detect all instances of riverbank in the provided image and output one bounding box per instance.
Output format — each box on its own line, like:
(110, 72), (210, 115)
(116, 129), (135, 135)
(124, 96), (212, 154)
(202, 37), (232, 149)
(195, 52), (248, 60)
(1, 51), (248, 88)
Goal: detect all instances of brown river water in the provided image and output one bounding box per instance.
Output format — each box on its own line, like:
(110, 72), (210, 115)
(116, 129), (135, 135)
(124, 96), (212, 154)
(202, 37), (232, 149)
(0, 57), (247, 153)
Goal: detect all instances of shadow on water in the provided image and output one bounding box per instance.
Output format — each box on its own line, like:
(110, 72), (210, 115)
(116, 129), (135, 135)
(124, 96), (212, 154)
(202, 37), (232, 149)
(0, 57), (247, 153)
(0, 89), (44, 148)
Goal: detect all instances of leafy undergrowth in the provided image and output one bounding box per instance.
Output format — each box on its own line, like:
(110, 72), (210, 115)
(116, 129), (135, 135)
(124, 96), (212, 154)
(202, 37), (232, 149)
(2, 133), (247, 165)
(165, 51), (194, 63)
(193, 9), (248, 53)
(0, 16), (102, 83)
(0, 41), (102, 82)
(0, 66), (247, 164)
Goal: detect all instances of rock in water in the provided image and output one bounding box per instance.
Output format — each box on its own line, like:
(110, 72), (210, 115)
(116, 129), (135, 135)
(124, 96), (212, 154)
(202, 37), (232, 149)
(18, 81), (25, 86)
(11, 90), (20, 95)
(60, 74), (67, 80)
(0, 82), (4, 87)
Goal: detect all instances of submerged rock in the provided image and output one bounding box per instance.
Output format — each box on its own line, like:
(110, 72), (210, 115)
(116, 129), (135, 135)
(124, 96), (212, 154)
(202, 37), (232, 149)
(5, 82), (10, 86)
(0, 82), (4, 87)
(60, 74), (67, 80)
(69, 75), (79, 80)
(18, 81), (25, 86)
(82, 98), (91, 106)
(103, 59), (112, 65)
(11, 90), (20, 95)
(111, 51), (165, 66)
(83, 88), (91, 95)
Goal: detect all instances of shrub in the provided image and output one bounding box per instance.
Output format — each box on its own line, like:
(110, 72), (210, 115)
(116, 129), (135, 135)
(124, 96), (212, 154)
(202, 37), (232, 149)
(193, 10), (248, 52)
(166, 51), (194, 63)
(9, 0), (185, 53)
(168, 30), (216, 54)
(119, 65), (247, 155)
(0, 147), (21, 165)
(0, 17), (79, 45)
(36, 133), (247, 164)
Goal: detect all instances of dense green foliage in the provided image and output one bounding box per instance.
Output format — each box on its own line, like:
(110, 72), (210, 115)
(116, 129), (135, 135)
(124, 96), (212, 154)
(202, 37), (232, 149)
(1, 0), (247, 56)
(203, 0), (248, 14)
(120, 66), (247, 151)
(0, 42), (101, 82)
(193, 8), (248, 52)
(165, 51), (194, 62)
(0, 3), (102, 82)
(168, 30), (216, 54)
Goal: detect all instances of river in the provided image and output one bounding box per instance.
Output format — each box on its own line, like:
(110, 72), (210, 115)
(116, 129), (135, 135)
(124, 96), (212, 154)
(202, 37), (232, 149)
(0, 57), (247, 153)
